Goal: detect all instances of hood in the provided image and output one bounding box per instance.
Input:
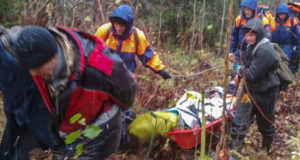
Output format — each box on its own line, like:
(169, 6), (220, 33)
(109, 5), (134, 28)
(276, 4), (290, 16)
(109, 5), (134, 40)
(242, 18), (265, 44)
(240, 0), (257, 19)
(241, 0), (257, 10)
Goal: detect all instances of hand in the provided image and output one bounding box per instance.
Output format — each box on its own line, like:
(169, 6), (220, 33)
(229, 53), (234, 63)
(160, 70), (172, 80)
(234, 75), (240, 86)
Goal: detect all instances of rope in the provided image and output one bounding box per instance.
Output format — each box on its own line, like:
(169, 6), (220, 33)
(170, 65), (223, 78)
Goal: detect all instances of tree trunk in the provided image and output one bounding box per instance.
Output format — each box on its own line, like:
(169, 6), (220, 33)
(158, 0), (163, 47)
(60, 0), (67, 26)
(218, 0), (234, 157)
(90, 0), (94, 32)
(219, 0), (227, 46)
(200, 0), (206, 45)
(189, 0), (197, 56)
(97, 0), (106, 24)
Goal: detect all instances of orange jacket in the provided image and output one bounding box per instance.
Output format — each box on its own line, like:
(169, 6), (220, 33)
(95, 23), (166, 74)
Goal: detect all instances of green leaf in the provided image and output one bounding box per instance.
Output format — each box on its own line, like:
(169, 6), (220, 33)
(79, 118), (86, 126)
(70, 113), (82, 124)
(84, 15), (91, 22)
(83, 125), (102, 139)
(206, 25), (213, 30)
(115, 0), (122, 5)
(65, 130), (81, 144)
(74, 143), (84, 159)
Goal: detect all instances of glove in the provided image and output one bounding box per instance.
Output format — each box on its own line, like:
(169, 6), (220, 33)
(229, 53), (234, 63)
(234, 67), (243, 86)
(237, 66), (243, 78)
(234, 75), (240, 87)
(160, 69), (172, 80)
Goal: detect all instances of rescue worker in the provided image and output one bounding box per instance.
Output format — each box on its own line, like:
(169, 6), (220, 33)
(95, 4), (171, 80)
(94, 4), (171, 151)
(11, 26), (137, 159)
(228, 0), (272, 95)
(271, 3), (300, 74)
(229, 18), (281, 160)
(0, 26), (54, 160)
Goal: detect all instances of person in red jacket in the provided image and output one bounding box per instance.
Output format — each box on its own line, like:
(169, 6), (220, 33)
(11, 26), (137, 159)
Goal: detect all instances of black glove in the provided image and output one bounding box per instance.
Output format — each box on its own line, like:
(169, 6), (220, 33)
(160, 69), (172, 80)
(236, 66), (243, 78)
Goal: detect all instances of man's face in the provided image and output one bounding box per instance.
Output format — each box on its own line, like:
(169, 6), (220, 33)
(243, 7), (254, 18)
(113, 23), (127, 35)
(29, 54), (58, 79)
(244, 32), (257, 45)
(278, 13), (287, 22)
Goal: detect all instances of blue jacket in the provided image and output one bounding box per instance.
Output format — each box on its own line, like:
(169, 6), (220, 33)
(271, 4), (300, 60)
(230, 0), (271, 56)
(0, 40), (54, 158)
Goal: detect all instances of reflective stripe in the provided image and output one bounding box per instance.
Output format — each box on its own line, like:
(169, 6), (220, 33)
(94, 23), (111, 40)
(95, 25), (165, 73)
(146, 52), (165, 70)
(288, 2), (300, 12)
(235, 15), (242, 28)
(265, 11), (276, 32)
(261, 17), (270, 27)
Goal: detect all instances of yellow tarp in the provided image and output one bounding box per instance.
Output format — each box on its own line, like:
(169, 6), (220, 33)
(128, 111), (178, 141)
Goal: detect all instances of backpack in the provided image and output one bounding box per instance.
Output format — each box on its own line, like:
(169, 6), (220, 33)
(253, 39), (294, 91)
(258, 5), (276, 32)
(288, 2), (300, 20)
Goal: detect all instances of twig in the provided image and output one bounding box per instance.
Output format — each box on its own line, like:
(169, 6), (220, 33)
(171, 65), (222, 78)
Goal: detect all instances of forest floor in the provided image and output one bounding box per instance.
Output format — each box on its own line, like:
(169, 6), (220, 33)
(0, 49), (299, 160)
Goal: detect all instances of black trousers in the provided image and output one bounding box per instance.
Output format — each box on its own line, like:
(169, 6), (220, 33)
(230, 86), (280, 139)
(0, 128), (49, 160)
(54, 105), (122, 160)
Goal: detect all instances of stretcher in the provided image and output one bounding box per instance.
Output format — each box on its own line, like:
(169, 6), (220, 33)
(167, 89), (236, 149)
(129, 87), (236, 149)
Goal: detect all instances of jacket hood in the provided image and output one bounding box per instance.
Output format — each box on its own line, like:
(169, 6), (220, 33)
(109, 5), (134, 28)
(243, 18), (265, 44)
(241, 0), (257, 10)
(276, 4), (290, 16)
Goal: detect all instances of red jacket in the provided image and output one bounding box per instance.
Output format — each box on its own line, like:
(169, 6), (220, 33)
(33, 26), (137, 134)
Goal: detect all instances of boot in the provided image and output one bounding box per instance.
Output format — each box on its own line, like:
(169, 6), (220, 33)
(229, 138), (244, 160)
(261, 136), (273, 153)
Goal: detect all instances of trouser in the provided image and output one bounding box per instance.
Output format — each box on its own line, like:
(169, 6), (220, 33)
(289, 53), (300, 74)
(0, 129), (48, 160)
(119, 108), (136, 151)
(54, 104), (122, 160)
(0, 111), (51, 160)
(229, 86), (279, 159)
(230, 86), (280, 140)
